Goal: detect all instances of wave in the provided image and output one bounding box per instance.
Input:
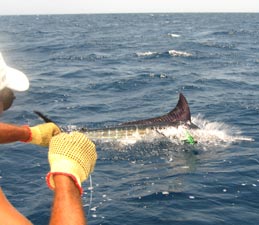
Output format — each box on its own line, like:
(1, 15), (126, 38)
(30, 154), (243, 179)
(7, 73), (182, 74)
(136, 50), (192, 58)
(168, 50), (192, 57)
(168, 33), (181, 38)
(136, 51), (158, 57)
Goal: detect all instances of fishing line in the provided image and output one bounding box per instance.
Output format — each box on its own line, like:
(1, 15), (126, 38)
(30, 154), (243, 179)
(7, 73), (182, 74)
(87, 174), (94, 217)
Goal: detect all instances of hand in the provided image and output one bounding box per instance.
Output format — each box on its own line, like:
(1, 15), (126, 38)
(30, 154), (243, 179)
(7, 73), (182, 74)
(46, 132), (97, 194)
(29, 123), (61, 146)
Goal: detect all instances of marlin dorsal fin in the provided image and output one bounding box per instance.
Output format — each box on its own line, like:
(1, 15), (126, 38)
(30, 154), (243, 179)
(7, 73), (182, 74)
(166, 93), (191, 122)
(122, 93), (191, 126)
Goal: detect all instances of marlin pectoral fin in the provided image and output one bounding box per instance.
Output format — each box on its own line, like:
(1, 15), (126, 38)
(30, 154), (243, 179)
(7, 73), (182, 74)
(121, 93), (191, 126)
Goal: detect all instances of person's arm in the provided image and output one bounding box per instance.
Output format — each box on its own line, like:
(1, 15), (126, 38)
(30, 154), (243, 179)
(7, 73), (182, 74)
(0, 122), (61, 146)
(0, 188), (33, 225)
(0, 123), (30, 143)
(49, 175), (86, 225)
(46, 132), (97, 225)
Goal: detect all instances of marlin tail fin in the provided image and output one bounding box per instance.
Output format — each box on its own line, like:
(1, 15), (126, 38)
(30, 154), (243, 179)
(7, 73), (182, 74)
(121, 93), (191, 126)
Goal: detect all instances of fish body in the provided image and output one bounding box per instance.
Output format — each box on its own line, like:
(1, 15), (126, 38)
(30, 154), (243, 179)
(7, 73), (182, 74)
(82, 123), (195, 144)
(35, 93), (198, 144)
(35, 92), (253, 145)
(80, 93), (198, 144)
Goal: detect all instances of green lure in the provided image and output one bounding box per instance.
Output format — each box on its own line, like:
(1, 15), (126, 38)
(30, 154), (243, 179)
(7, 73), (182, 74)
(185, 131), (196, 145)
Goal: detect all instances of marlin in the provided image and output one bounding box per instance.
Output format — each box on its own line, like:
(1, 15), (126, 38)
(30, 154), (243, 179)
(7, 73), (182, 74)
(34, 93), (198, 145)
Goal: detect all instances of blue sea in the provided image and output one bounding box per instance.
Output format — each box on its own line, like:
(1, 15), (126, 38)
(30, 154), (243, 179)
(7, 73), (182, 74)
(0, 13), (259, 225)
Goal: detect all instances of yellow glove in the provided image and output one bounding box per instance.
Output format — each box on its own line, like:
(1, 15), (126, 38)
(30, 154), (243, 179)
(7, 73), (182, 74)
(46, 132), (97, 194)
(27, 123), (61, 147)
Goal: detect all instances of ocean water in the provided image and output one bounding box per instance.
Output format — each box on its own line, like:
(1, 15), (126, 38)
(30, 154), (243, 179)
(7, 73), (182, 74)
(0, 13), (259, 225)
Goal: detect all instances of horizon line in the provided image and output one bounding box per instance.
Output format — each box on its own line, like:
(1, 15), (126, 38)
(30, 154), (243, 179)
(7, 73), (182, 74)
(0, 11), (258, 16)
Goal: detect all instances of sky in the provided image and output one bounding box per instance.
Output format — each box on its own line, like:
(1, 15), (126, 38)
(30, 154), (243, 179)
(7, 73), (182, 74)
(0, 0), (258, 15)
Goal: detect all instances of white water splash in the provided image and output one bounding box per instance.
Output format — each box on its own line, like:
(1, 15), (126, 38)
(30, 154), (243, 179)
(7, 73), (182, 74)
(136, 51), (157, 57)
(168, 50), (192, 57)
(191, 115), (254, 145)
(116, 116), (254, 146)
(168, 33), (181, 38)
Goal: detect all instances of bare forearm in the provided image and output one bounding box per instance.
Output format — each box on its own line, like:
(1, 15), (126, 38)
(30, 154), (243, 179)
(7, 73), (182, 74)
(0, 123), (30, 143)
(49, 175), (87, 225)
(0, 188), (33, 225)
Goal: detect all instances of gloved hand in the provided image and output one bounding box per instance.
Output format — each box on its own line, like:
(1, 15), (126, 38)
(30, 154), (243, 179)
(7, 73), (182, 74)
(46, 132), (97, 194)
(26, 123), (61, 147)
